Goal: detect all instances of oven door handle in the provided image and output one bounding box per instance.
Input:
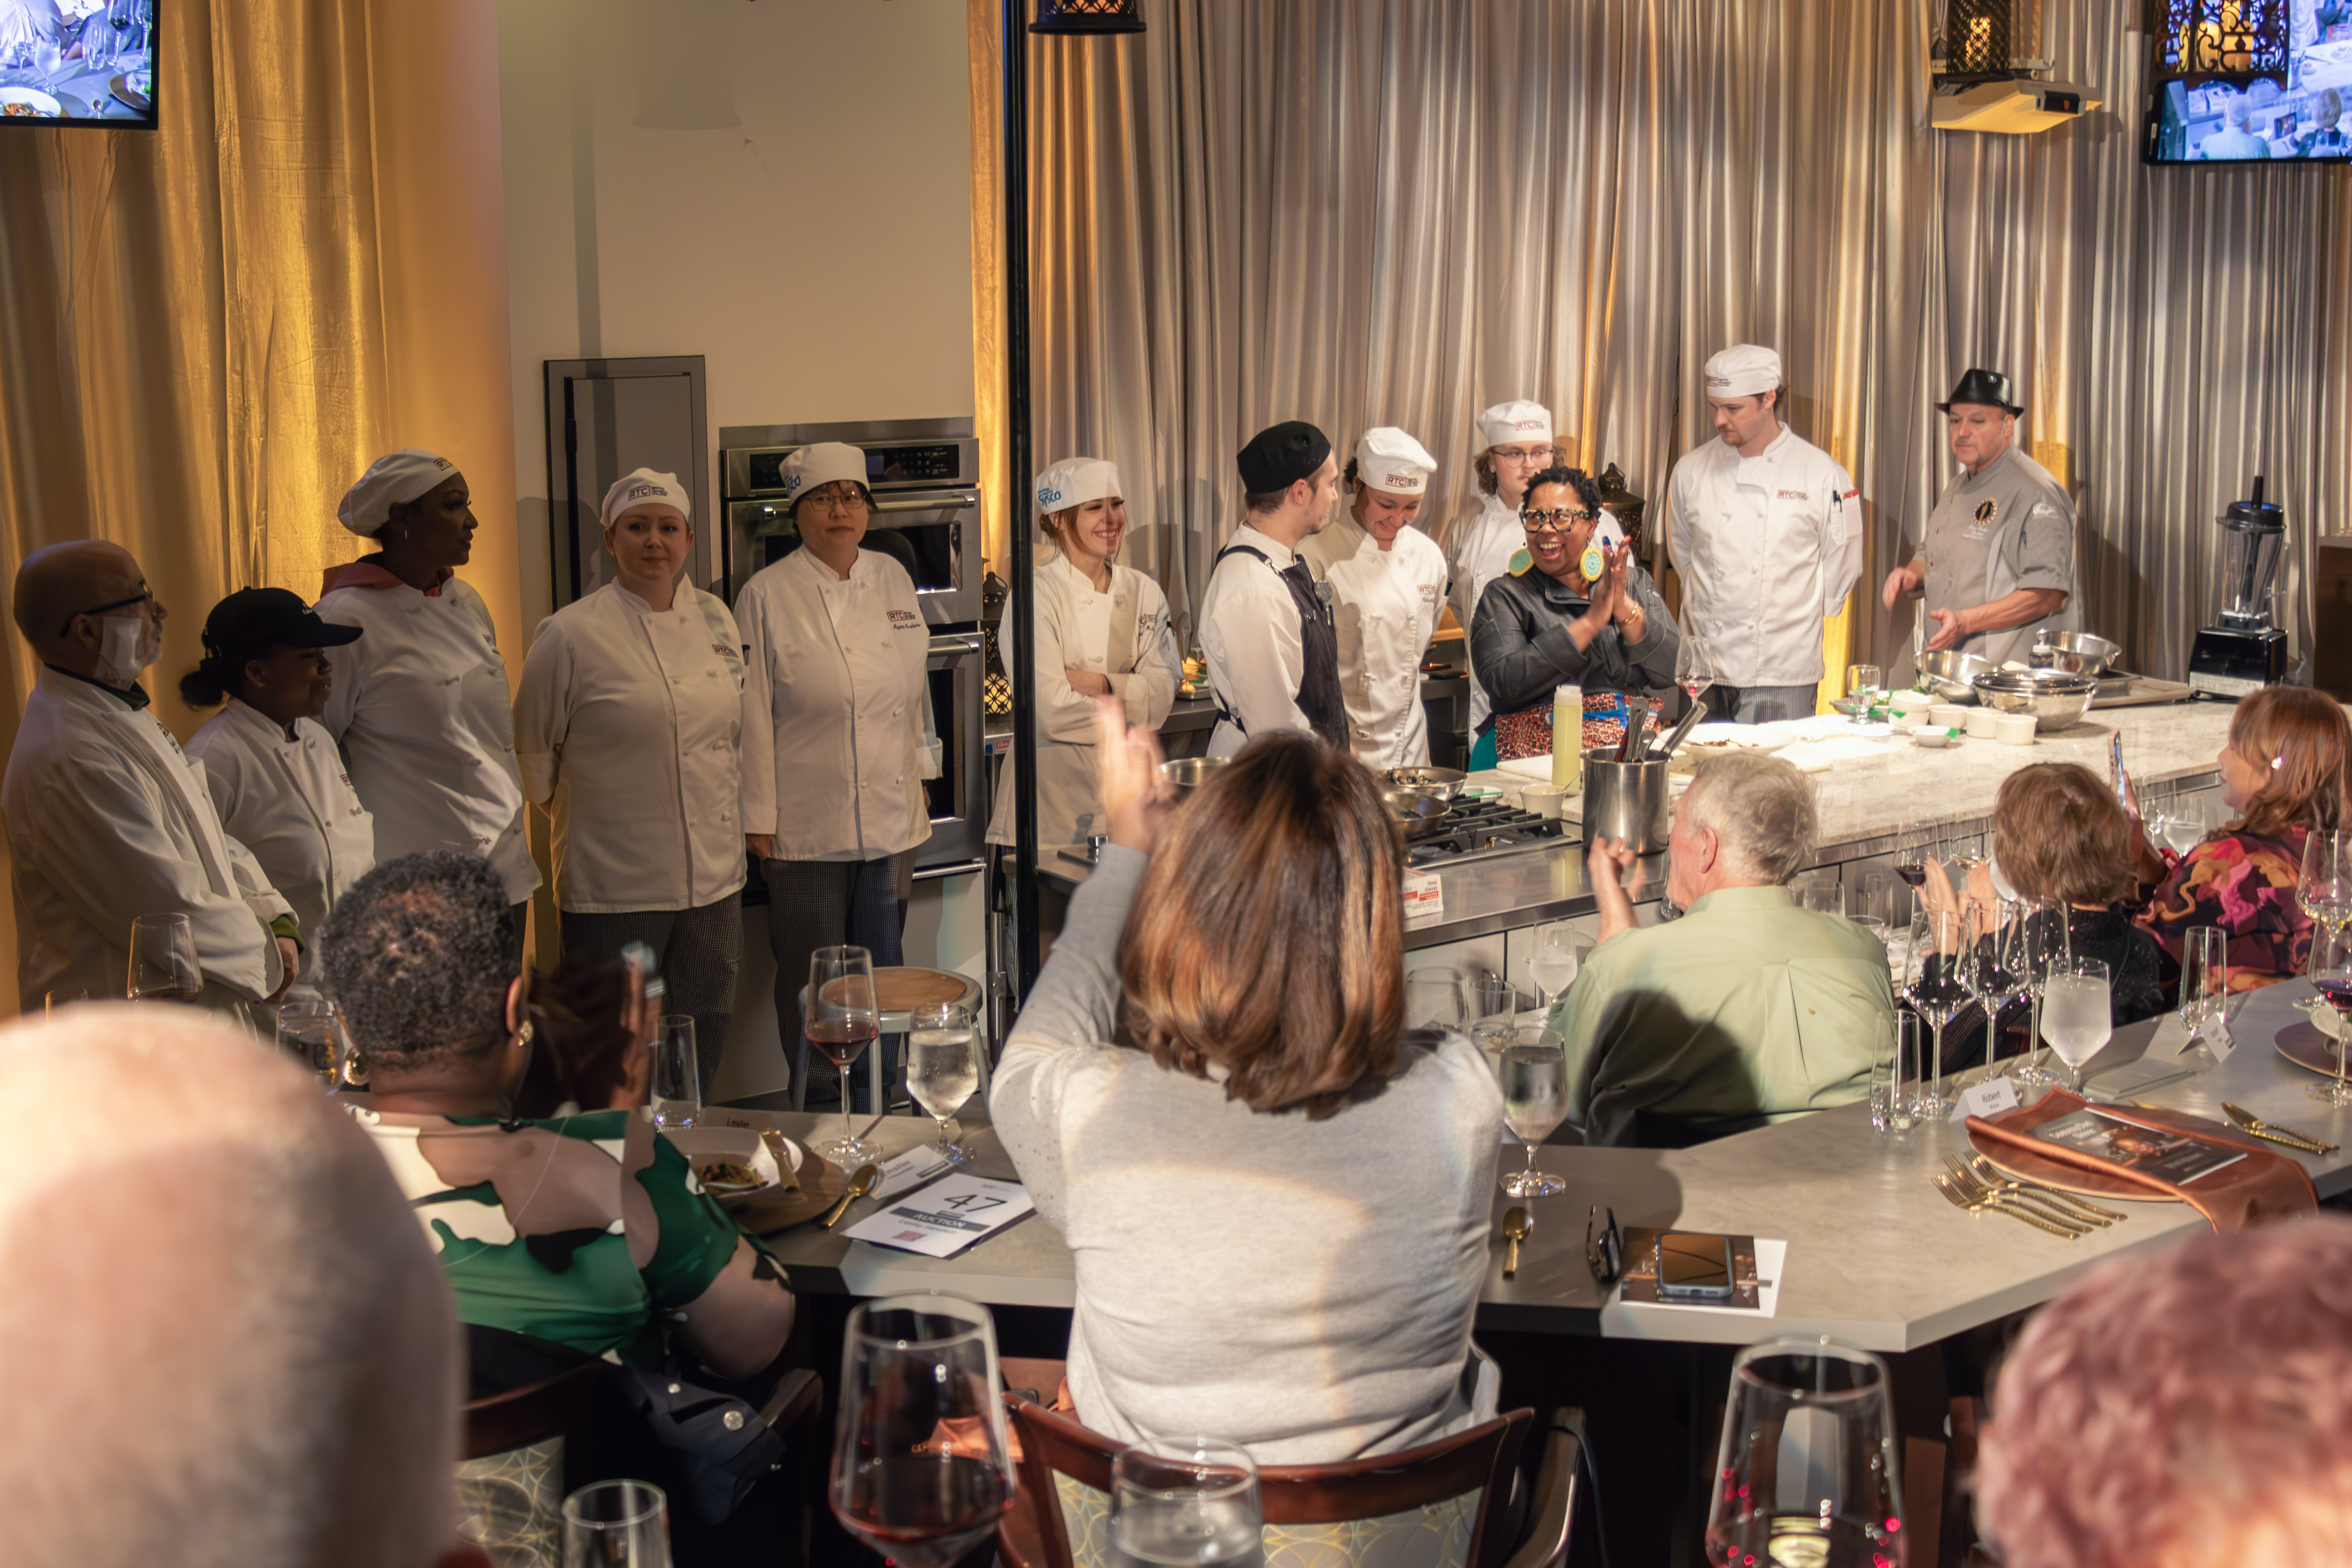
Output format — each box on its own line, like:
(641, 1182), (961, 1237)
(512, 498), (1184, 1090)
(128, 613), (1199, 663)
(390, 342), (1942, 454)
(926, 633), (983, 667)
(871, 489), (982, 514)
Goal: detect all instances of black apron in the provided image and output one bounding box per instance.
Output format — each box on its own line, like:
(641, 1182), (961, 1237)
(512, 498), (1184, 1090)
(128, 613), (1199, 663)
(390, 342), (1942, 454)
(1213, 543), (1347, 749)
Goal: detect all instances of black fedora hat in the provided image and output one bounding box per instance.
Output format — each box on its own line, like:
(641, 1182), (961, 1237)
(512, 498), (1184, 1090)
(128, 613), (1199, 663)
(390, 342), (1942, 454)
(1937, 368), (2022, 416)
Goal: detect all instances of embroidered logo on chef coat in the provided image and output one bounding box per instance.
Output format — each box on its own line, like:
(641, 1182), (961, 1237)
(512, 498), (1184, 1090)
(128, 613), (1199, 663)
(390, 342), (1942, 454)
(1973, 499), (1997, 523)
(1417, 584), (1441, 608)
(1775, 489), (1809, 501)
(1843, 488), (1860, 501)
(887, 609), (921, 629)
(2029, 502), (2058, 518)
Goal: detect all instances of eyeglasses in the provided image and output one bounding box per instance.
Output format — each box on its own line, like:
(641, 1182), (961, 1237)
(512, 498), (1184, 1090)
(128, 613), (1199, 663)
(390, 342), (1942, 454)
(805, 487), (869, 514)
(1490, 446), (1555, 463)
(1585, 1205), (1624, 1284)
(1522, 509), (1596, 533)
(59, 587), (154, 640)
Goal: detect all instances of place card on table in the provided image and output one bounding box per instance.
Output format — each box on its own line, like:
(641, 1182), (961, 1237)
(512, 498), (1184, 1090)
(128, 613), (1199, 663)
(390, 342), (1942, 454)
(2147, 1010), (2234, 1063)
(2084, 1057), (2194, 1103)
(843, 1173), (1035, 1259)
(1947, 1076), (2021, 1124)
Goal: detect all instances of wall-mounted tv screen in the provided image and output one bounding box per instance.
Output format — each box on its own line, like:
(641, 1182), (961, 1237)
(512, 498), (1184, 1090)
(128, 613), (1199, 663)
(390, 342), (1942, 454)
(2147, 14), (2352, 163)
(0, 0), (156, 129)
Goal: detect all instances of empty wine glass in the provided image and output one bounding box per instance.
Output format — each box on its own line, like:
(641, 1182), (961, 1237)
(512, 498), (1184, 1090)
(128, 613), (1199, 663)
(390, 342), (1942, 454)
(2006, 898), (2067, 1088)
(649, 1015), (699, 1129)
(1705, 1337), (1904, 1568)
(1677, 633), (1720, 720)
(1903, 908), (1969, 1117)
(1404, 966), (1468, 1031)
(1525, 923), (1580, 1010)
(1110, 1436), (1264, 1568)
(2040, 957), (2113, 1094)
(1498, 1038), (1569, 1197)
(2305, 924), (2352, 1106)
(128, 912), (202, 1002)
(1844, 663), (1883, 726)
(806, 946), (879, 1163)
(561, 1479), (670, 1568)
(831, 1295), (1015, 1568)
(2179, 926), (2227, 1057)
(906, 1002), (980, 1165)
(1873, 1015), (1918, 1134)
(1959, 897), (2028, 1071)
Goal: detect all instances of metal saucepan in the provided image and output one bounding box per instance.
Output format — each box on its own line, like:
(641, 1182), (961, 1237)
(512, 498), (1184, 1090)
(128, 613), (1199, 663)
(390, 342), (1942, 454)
(1382, 765), (1469, 802)
(2029, 630), (2123, 677)
(1972, 669), (2098, 730)
(1380, 786), (1454, 848)
(1917, 650), (1995, 703)
(1156, 757), (1231, 803)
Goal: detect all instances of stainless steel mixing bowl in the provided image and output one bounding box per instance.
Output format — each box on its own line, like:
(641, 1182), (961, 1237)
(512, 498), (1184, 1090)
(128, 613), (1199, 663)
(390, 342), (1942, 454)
(1971, 669), (2098, 729)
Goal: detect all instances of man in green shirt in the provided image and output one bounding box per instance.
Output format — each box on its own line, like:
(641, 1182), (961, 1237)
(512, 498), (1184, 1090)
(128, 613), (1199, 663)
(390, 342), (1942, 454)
(1549, 750), (1894, 1146)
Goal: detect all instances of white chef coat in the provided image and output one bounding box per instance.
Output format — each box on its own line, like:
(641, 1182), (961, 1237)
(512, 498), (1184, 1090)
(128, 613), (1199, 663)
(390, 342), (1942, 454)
(186, 698), (376, 949)
(515, 581), (748, 913)
(985, 554), (1180, 848)
(2, 668), (291, 1008)
(1664, 425), (1862, 688)
(315, 569), (539, 903)
(1301, 517), (1450, 767)
(1199, 523), (1315, 760)
(738, 546), (936, 863)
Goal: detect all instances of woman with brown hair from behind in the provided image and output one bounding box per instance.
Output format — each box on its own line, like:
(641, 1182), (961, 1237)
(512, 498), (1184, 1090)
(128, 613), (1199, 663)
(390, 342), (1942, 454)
(992, 702), (1506, 1465)
(2138, 686), (2352, 991)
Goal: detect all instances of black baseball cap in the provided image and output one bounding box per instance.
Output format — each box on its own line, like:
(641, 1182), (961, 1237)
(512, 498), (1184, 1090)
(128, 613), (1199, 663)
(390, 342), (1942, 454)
(201, 587), (363, 662)
(1236, 420), (1333, 494)
(1937, 368), (2023, 416)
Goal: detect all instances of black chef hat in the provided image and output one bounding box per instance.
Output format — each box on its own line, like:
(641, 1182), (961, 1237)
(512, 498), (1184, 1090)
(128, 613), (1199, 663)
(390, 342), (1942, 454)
(1236, 421), (1333, 495)
(1937, 368), (2023, 416)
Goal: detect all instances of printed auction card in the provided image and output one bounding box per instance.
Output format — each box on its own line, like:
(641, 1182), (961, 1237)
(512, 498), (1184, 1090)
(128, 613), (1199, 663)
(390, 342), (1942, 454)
(843, 1174), (1035, 1258)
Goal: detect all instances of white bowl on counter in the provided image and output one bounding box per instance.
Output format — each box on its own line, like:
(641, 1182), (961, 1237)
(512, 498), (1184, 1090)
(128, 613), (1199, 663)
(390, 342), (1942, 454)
(1519, 783), (1567, 820)
(1994, 713), (2037, 745)
(1963, 708), (2000, 739)
(1928, 703), (1970, 730)
(1913, 728), (1957, 749)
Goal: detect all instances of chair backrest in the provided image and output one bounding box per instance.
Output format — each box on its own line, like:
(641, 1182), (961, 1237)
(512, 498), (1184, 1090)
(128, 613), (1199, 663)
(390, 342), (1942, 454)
(1005, 1397), (1534, 1568)
(463, 1362), (602, 1461)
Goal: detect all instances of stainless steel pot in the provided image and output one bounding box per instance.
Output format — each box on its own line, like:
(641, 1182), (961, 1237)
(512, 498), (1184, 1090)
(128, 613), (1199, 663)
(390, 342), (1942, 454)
(1382, 765), (1468, 802)
(2029, 630), (2123, 676)
(1580, 749), (1670, 853)
(1380, 786), (1453, 849)
(1157, 757), (1231, 802)
(1972, 669), (2098, 729)
(1917, 650), (1995, 703)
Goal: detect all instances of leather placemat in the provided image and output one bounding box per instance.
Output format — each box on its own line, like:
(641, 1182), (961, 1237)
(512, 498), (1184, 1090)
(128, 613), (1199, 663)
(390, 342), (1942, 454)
(1968, 1089), (2317, 1232)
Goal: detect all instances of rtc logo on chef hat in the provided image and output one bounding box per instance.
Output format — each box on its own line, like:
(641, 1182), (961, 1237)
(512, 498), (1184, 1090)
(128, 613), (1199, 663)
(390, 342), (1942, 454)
(1475, 401), (1552, 449)
(1033, 457), (1122, 516)
(1704, 344), (1782, 400)
(600, 468), (691, 527)
(1353, 428), (1437, 494)
(780, 441), (870, 502)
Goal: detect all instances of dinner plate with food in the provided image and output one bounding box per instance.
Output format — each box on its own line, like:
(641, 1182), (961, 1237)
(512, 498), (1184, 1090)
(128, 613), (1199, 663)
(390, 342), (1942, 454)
(665, 1124), (800, 1201)
(0, 88), (64, 120)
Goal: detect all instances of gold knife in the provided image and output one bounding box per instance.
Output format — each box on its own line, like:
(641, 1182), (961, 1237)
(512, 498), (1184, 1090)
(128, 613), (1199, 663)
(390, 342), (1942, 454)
(2223, 1102), (2337, 1154)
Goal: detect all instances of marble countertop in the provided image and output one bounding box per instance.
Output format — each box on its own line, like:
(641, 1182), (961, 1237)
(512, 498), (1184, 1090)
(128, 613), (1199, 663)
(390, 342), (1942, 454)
(740, 981), (2350, 1350)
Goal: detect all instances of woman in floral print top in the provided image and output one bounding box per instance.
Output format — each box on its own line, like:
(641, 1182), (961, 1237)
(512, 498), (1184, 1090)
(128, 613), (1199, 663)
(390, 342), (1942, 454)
(2138, 687), (2351, 993)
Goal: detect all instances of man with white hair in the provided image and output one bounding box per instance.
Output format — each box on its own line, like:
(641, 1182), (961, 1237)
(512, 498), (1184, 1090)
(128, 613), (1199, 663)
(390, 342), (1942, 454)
(0, 1005), (488, 1568)
(1548, 750), (1894, 1146)
(1664, 345), (1862, 724)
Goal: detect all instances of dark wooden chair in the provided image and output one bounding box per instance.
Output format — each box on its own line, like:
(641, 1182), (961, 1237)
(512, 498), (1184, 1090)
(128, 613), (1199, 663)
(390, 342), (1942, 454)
(999, 1396), (1582, 1568)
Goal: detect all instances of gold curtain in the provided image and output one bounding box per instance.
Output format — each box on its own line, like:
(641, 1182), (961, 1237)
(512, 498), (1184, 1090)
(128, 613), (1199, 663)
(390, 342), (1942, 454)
(967, 0), (2352, 688)
(0, 0), (520, 1012)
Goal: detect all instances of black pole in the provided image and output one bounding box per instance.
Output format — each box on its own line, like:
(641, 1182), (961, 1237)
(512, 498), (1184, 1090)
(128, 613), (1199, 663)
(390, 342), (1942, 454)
(1003, 0), (1041, 1001)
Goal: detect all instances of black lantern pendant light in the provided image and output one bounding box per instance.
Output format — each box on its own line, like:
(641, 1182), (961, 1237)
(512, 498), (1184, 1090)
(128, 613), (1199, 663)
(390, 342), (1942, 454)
(1031, 0), (1145, 34)
(2154, 0), (2290, 81)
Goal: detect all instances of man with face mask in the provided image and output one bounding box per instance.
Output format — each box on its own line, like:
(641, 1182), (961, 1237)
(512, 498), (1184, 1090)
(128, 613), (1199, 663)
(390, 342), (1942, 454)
(1, 541), (298, 1010)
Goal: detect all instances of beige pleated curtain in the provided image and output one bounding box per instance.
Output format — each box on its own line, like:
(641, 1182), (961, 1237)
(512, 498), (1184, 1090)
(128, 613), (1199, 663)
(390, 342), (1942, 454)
(0, 0), (522, 1012)
(970, 0), (2352, 685)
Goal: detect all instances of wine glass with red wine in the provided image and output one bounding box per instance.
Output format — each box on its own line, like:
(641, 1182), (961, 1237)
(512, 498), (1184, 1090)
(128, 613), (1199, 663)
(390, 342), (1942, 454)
(2307, 920), (2352, 1107)
(832, 1294), (1015, 1568)
(808, 945), (881, 1163)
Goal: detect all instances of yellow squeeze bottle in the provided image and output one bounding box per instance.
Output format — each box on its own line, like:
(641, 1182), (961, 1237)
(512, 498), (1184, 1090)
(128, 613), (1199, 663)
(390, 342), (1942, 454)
(1551, 684), (1582, 789)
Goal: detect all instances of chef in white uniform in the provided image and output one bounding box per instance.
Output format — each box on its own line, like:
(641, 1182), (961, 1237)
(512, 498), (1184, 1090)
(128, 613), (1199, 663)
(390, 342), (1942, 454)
(1300, 427), (1451, 768)
(1200, 421), (1348, 757)
(1663, 344), (1862, 724)
(985, 457), (1179, 850)
(738, 441), (935, 1108)
(2, 541), (295, 1009)
(516, 468), (745, 1093)
(182, 588), (376, 955)
(316, 450), (540, 952)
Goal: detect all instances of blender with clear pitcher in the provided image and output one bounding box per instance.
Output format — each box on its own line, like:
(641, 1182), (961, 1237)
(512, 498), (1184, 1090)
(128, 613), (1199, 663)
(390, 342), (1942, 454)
(2188, 475), (2288, 697)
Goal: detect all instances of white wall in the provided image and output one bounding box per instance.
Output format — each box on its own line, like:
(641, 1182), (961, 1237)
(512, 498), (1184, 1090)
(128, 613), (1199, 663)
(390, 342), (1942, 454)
(495, 0), (977, 628)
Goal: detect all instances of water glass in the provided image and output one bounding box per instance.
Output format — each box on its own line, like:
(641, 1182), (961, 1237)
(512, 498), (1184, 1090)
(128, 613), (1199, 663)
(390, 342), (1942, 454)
(649, 1015), (699, 1129)
(907, 1002), (980, 1164)
(275, 997), (341, 1089)
(831, 1295), (1015, 1568)
(1499, 1039), (1569, 1197)
(1844, 663), (1883, 724)
(1794, 873), (1838, 915)
(1111, 1436), (1264, 1568)
(807, 946), (879, 1163)
(561, 1479), (671, 1568)
(1873, 1015), (1918, 1134)
(127, 912), (201, 1003)
(1404, 967), (1467, 1031)
(1705, 1337), (1904, 1568)
(1467, 975), (1517, 1027)
(2041, 957), (2113, 1093)
(1526, 922), (1581, 1008)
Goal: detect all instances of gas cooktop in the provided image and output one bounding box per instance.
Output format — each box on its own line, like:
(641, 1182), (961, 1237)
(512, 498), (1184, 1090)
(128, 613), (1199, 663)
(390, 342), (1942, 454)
(1404, 797), (1575, 869)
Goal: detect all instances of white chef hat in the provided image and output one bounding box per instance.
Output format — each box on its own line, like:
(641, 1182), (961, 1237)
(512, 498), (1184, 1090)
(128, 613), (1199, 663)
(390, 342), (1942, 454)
(337, 449), (460, 536)
(1703, 344), (1782, 399)
(600, 468), (690, 528)
(1033, 457), (1122, 515)
(780, 442), (869, 504)
(1475, 400), (1553, 450)
(1352, 428), (1437, 495)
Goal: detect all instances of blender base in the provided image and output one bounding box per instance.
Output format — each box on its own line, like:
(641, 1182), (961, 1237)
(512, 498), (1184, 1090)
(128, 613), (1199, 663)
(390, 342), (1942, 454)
(2187, 626), (2287, 697)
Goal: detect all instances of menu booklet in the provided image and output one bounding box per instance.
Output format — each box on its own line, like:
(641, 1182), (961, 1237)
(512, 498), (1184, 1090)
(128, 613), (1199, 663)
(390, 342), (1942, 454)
(2030, 1108), (2248, 1184)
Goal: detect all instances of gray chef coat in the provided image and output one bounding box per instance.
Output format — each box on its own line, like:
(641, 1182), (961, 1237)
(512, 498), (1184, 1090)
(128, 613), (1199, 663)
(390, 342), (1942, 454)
(1918, 444), (2079, 669)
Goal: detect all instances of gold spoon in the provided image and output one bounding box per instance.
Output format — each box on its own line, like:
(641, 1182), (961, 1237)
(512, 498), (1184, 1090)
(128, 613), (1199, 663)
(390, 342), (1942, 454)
(824, 1162), (879, 1229)
(1502, 1207), (1531, 1279)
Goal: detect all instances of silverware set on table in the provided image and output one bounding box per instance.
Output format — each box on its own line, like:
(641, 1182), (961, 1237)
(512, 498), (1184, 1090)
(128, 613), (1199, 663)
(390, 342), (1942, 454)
(1930, 1154), (2129, 1240)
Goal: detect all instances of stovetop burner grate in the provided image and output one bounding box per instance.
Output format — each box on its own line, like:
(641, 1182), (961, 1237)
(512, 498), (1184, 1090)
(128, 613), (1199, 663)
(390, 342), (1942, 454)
(1405, 798), (1574, 867)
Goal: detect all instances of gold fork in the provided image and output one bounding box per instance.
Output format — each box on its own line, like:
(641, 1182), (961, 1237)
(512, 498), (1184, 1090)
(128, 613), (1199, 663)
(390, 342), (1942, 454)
(1938, 1161), (2126, 1232)
(1933, 1173), (2081, 1239)
(1944, 1160), (2108, 1230)
(1962, 1153), (2131, 1221)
